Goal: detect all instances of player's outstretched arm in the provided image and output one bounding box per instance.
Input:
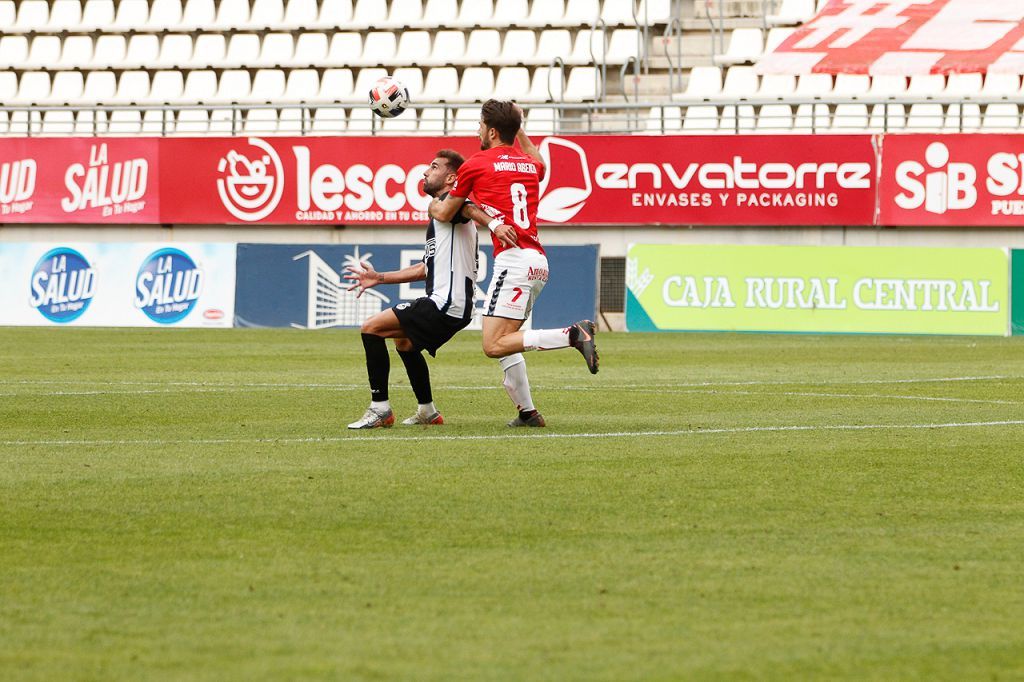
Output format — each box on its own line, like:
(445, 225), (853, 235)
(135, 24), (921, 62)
(344, 261), (426, 297)
(463, 202), (517, 249)
(429, 194), (467, 223)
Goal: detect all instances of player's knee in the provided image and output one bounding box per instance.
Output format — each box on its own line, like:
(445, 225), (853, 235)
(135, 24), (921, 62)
(393, 338), (413, 352)
(483, 341), (503, 358)
(360, 318), (380, 335)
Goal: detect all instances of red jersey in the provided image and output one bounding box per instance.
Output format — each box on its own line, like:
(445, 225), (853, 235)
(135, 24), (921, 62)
(449, 145), (546, 256)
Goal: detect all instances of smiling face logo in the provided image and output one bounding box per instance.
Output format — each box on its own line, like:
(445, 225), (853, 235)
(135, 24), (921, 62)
(216, 138), (285, 222)
(537, 137), (592, 223)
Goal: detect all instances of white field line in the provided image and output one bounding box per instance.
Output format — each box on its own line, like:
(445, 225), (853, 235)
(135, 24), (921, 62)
(2, 420), (1024, 448)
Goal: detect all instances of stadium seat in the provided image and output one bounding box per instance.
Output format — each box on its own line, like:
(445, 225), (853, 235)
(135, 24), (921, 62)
(0, 36), (28, 70)
(564, 66), (600, 101)
(672, 66), (722, 101)
(147, 0), (184, 30)
(311, 106), (347, 134)
(290, 32), (329, 67)
(77, 71), (116, 104)
(721, 103), (755, 132)
(535, 30), (574, 66)
(521, 0), (565, 27)
(453, 107), (480, 132)
(523, 66), (565, 102)
(255, 33), (296, 68)
(244, 108), (279, 134)
(213, 0), (251, 29)
(465, 30), (502, 64)
(209, 109), (240, 135)
(13, 0), (50, 33)
(981, 73), (1022, 97)
(141, 110), (171, 135)
(24, 36), (62, 70)
(765, 27), (796, 53)
(249, 69), (288, 103)
(347, 106), (376, 133)
(418, 107), (450, 133)
(110, 71), (151, 105)
(180, 0), (216, 30)
(281, 0), (320, 29)
(412, 0), (457, 29)
(382, 0), (424, 28)
(792, 73), (832, 132)
(175, 109), (210, 134)
(112, 0), (149, 31)
(524, 107), (554, 134)
(392, 67), (424, 100)
(278, 107), (310, 134)
(79, 0), (114, 31)
(48, 0), (84, 31)
(421, 67), (460, 101)
(92, 35), (127, 70)
(246, 0), (285, 29)
(351, 0), (388, 29)
(107, 110), (144, 136)
(832, 103), (868, 130)
(605, 29), (642, 65)
(907, 74), (945, 97)
(759, 74), (796, 98)
(154, 34), (194, 70)
(452, 0), (493, 28)
(381, 110), (419, 133)
(49, 71), (85, 104)
(834, 73), (869, 97)
(756, 104), (794, 131)
(493, 30), (537, 66)
(191, 34), (227, 69)
(284, 68), (321, 103)
(906, 104), (945, 132)
(715, 29), (764, 66)
(0, 73), (13, 110)
(57, 36), (94, 71)
(313, 0), (355, 29)
(485, 0), (529, 28)
(351, 67), (388, 102)
(124, 35), (161, 70)
(8, 111), (41, 136)
(569, 29), (604, 65)
(212, 70), (252, 104)
(422, 30), (465, 66)
(395, 31), (432, 65)
(561, 0), (600, 27)
(600, 0), (638, 27)
(767, 0), (815, 27)
(325, 32), (362, 67)
(682, 105), (719, 132)
(354, 32), (397, 67)
(452, 67), (495, 102)
(645, 105), (683, 133)
(318, 68), (355, 102)
(75, 110), (106, 136)
(494, 67), (532, 101)
(640, 0), (672, 24)
(944, 73), (983, 132)
(982, 103), (1020, 131)
(12, 72), (51, 105)
(147, 70), (186, 104)
(224, 34), (262, 69)
(42, 110), (77, 136)
(183, 70), (219, 103)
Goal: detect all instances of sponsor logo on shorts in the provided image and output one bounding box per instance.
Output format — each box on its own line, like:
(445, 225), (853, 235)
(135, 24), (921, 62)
(527, 266), (549, 282)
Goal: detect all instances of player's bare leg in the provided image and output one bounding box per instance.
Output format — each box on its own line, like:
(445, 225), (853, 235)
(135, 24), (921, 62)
(394, 337), (443, 426)
(482, 316), (598, 374)
(483, 316), (545, 427)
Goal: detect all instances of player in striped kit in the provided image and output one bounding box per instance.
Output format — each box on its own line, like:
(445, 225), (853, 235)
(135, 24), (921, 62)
(344, 149), (486, 429)
(429, 100), (599, 428)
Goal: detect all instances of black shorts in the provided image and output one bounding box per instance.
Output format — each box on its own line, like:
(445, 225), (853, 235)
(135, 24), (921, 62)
(393, 297), (471, 357)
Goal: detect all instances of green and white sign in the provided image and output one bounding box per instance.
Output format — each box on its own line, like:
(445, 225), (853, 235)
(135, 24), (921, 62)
(626, 245), (1009, 336)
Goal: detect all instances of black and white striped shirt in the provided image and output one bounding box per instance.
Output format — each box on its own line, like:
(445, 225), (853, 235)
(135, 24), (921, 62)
(424, 201), (478, 321)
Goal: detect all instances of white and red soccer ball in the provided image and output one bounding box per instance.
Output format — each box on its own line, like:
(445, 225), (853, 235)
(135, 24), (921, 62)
(368, 76), (410, 118)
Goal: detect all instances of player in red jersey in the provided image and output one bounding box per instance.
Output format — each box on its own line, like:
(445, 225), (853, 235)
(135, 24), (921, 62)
(429, 99), (598, 427)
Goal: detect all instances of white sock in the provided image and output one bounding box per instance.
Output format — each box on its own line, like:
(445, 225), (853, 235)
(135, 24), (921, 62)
(522, 327), (570, 351)
(499, 353), (535, 412)
(417, 402), (436, 416)
(370, 400), (390, 411)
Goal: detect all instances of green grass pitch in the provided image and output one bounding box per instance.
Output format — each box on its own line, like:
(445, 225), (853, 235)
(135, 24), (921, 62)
(2, 327), (1023, 680)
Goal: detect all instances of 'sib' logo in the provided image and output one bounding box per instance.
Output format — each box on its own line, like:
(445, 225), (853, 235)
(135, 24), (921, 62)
(216, 138), (285, 222)
(895, 142), (978, 215)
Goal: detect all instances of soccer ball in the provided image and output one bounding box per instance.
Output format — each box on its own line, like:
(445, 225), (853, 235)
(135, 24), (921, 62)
(369, 76), (410, 118)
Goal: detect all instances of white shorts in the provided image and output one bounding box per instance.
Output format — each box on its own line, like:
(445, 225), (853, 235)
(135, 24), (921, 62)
(484, 248), (549, 320)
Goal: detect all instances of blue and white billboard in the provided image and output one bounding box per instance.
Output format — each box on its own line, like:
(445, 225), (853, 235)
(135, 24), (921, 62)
(235, 243), (598, 330)
(0, 242), (236, 327)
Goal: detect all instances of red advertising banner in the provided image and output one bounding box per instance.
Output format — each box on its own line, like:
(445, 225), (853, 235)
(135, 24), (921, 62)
(879, 134), (1024, 226)
(0, 138), (160, 223)
(536, 134), (877, 226)
(758, 0), (1024, 75)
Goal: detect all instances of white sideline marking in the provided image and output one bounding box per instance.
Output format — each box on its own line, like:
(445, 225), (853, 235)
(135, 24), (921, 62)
(2, 420), (1023, 448)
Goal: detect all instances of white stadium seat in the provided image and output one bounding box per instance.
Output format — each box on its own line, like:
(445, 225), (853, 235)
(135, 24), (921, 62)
(569, 29), (603, 65)
(646, 105), (683, 133)
(13, 0), (50, 33)
(452, 67), (495, 102)
(213, 70), (253, 104)
(48, 0), (84, 31)
(418, 107), (450, 134)
(906, 104), (945, 132)
(42, 110), (77, 136)
(213, 0), (251, 30)
(792, 74), (832, 132)
(75, 110), (107, 136)
(142, 110), (171, 136)
(382, 0), (424, 28)
(190, 34), (227, 69)
(561, 0), (600, 27)
(422, 31), (465, 66)
(981, 74), (1022, 97)
(347, 107), (376, 133)
(485, 0), (528, 28)
(209, 109), (240, 135)
(465, 30), (502, 64)
(564, 66), (599, 101)
(13, 72), (52, 105)
(249, 69), (288, 103)
(80, 0), (115, 32)
(244, 109), (279, 134)
(600, 0), (639, 27)
(256, 33), (296, 68)
(24, 36), (62, 70)
(110, 71), (151, 105)
(494, 67), (532, 101)
(246, 0), (285, 30)
(112, 0), (149, 31)
(493, 30), (537, 66)
(453, 107), (480, 133)
(756, 104), (794, 131)
(224, 34), (262, 69)
(278, 108), (310, 134)
(759, 74), (796, 98)
(124, 35), (161, 70)
(183, 70), (219, 103)
(765, 28), (796, 53)
(351, 67), (389, 102)
(175, 109), (210, 134)
(945, 73), (983, 132)
(982, 103), (1020, 131)
(313, 0), (355, 29)
(284, 68), (322, 103)
(767, 0), (815, 27)
(392, 67), (424, 100)
(683, 105), (719, 132)
(147, 0), (184, 30)
(395, 31), (433, 65)
(715, 29), (765, 67)
(452, 0), (493, 28)
(421, 67), (459, 101)
(281, 0), (320, 29)
(77, 71), (116, 104)
(535, 30), (573, 66)
(312, 107), (347, 134)
(49, 71), (85, 104)
(525, 107), (557, 135)
(351, 0), (388, 29)
(180, 0), (216, 30)
(318, 68), (356, 103)
(290, 33), (329, 67)
(92, 34), (127, 69)
(0, 36), (28, 70)
(354, 32), (398, 67)
(147, 71), (186, 104)
(523, 66), (564, 102)
(413, 0), (457, 29)
(58, 36), (94, 70)
(325, 32), (362, 67)
(521, 0), (565, 28)
(640, 0), (672, 24)
(381, 110), (419, 133)
(154, 34), (194, 70)
(606, 29), (642, 65)
(108, 110), (143, 136)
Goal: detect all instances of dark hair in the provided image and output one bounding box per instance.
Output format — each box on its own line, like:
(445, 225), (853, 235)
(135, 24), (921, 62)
(435, 148), (465, 173)
(480, 99), (521, 144)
